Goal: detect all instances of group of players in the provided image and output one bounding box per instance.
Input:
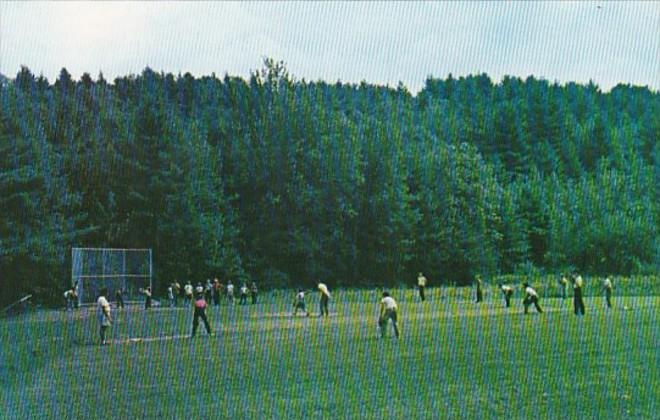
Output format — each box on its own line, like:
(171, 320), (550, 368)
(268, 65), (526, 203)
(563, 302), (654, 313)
(164, 279), (260, 308)
(91, 271), (616, 345)
(93, 281), (333, 344)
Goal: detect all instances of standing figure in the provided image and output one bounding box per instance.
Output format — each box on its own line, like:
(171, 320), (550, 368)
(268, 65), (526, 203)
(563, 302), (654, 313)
(378, 292), (400, 339)
(522, 283), (543, 314)
(572, 273), (586, 316)
(97, 288), (113, 345)
(167, 285), (175, 307)
(205, 279), (213, 303)
(250, 282), (258, 305)
(239, 284), (249, 305)
(499, 283), (514, 308)
(115, 288), (125, 309)
(213, 279), (221, 306)
(191, 287), (212, 337)
(73, 282), (80, 308)
(173, 281), (181, 307)
(218, 281), (226, 302)
(603, 276), (613, 309)
(559, 274), (569, 300)
(184, 281), (194, 304)
(292, 289), (310, 317)
(317, 282), (331, 317)
(141, 287), (152, 309)
(475, 275), (483, 303)
(417, 272), (427, 302)
(64, 288), (76, 311)
(226, 281), (235, 305)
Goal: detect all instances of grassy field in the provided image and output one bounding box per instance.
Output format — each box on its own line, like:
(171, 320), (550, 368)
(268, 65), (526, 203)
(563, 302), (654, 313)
(1, 288), (658, 419)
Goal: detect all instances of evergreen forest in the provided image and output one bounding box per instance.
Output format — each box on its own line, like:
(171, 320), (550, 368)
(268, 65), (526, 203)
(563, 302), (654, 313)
(1, 60), (658, 305)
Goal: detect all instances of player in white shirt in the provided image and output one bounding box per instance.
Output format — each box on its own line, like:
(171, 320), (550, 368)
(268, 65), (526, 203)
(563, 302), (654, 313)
(378, 292), (400, 339)
(140, 287), (152, 310)
(292, 289), (310, 317)
(603, 277), (613, 309)
(498, 283), (514, 308)
(97, 288), (113, 345)
(317, 282), (331, 317)
(522, 283), (543, 314)
(226, 281), (235, 305)
(63, 288), (75, 311)
(571, 273), (586, 316)
(184, 281), (194, 304)
(167, 286), (175, 307)
(417, 272), (427, 302)
(239, 284), (249, 305)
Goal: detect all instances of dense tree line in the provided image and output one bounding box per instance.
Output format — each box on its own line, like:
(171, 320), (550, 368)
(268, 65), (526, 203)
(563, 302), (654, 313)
(1, 60), (657, 305)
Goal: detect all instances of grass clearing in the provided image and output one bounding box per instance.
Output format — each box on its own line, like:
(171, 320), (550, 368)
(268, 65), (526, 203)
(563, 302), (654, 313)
(1, 289), (658, 419)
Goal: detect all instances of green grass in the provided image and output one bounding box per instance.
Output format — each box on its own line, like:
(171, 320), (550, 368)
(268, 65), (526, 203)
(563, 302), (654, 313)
(1, 289), (658, 419)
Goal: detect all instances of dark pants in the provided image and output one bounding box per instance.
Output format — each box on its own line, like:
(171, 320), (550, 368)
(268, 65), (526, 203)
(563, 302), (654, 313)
(523, 296), (543, 314)
(476, 288), (483, 303)
(418, 286), (426, 302)
(293, 302), (308, 315)
(100, 325), (108, 344)
(66, 298), (75, 311)
(213, 292), (220, 306)
(378, 309), (400, 338)
(251, 292), (257, 305)
(574, 288), (586, 315)
(605, 288), (612, 308)
(320, 295), (329, 316)
(145, 296), (152, 309)
(240, 294), (248, 305)
(192, 308), (211, 336)
(504, 292), (512, 308)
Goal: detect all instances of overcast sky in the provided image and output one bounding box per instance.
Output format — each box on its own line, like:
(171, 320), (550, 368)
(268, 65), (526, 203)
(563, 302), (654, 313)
(1, 1), (658, 92)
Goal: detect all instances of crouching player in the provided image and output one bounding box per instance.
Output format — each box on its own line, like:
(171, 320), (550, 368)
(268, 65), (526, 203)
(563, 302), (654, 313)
(522, 283), (543, 314)
(191, 287), (212, 337)
(292, 289), (310, 317)
(499, 283), (514, 308)
(378, 292), (400, 339)
(64, 288), (76, 311)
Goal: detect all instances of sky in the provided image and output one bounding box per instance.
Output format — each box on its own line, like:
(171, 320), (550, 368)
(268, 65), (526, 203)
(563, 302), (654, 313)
(1, 1), (658, 92)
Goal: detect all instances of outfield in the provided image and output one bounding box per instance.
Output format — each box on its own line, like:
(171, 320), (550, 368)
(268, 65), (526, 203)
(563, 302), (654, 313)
(1, 288), (658, 419)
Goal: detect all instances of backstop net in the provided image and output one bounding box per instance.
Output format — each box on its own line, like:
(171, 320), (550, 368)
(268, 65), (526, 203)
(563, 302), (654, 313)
(72, 248), (152, 305)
